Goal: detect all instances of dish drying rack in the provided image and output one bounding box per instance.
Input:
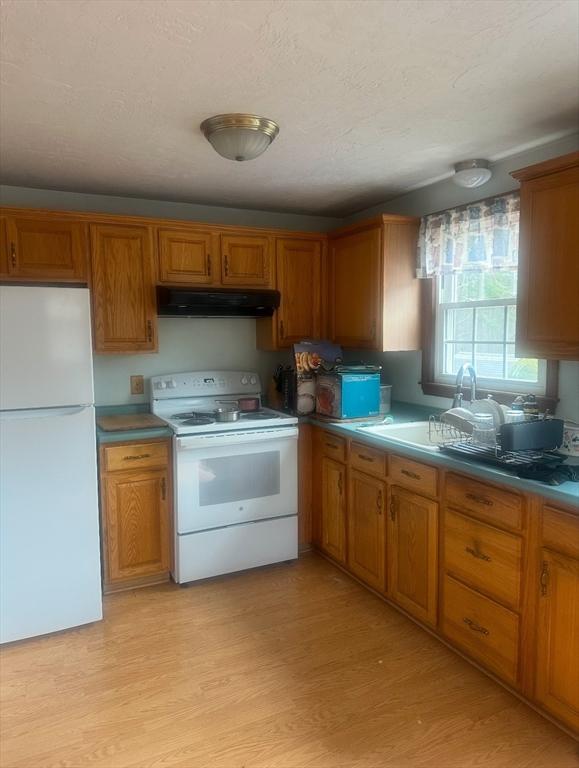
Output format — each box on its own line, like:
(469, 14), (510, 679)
(427, 415), (561, 470)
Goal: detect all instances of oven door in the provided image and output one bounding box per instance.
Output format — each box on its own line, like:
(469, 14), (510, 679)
(175, 427), (298, 534)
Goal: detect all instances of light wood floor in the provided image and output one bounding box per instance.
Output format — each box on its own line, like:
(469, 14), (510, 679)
(1, 554), (577, 768)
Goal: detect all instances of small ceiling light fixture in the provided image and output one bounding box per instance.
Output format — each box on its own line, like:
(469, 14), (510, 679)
(200, 113), (280, 162)
(452, 159), (492, 188)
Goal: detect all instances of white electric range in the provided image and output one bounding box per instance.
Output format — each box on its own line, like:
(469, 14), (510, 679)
(151, 371), (298, 583)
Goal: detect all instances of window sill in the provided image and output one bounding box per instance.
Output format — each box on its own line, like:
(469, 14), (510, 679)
(421, 380), (558, 413)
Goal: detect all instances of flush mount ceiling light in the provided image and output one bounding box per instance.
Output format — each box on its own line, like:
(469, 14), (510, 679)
(200, 113), (280, 162)
(452, 159), (492, 188)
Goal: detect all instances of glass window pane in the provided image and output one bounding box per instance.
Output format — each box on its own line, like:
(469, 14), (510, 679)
(474, 343), (505, 379)
(199, 451), (280, 506)
(507, 305), (516, 342)
(475, 306), (505, 342)
(506, 346), (539, 383)
(445, 307), (473, 341)
(455, 272), (484, 302)
(482, 270), (517, 300)
(439, 274), (454, 304)
(444, 342), (473, 375)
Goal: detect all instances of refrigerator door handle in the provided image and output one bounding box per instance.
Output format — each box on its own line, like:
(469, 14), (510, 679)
(0, 405), (92, 420)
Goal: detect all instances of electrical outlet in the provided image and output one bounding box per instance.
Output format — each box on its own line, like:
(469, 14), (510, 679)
(130, 375), (144, 396)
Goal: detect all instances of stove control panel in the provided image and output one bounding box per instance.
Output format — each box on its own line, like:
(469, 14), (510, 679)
(151, 371), (262, 399)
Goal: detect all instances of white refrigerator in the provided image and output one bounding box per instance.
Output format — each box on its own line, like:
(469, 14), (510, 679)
(0, 286), (102, 643)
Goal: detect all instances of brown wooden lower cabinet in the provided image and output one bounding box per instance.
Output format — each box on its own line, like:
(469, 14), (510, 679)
(348, 470), (386, 591)
(389, 486), (438, 627)
(309, 425), (578, 735)
(320, 456), (346, 564)
(99, 439), (172, 593)
(535, 548), (579, 732)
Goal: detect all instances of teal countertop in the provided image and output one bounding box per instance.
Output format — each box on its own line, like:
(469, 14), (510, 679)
(95, 404), (173, 444)
(308, 402), (579, 509)
(95, 401), (578, 507)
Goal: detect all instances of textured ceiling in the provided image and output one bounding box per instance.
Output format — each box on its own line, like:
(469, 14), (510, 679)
(0, 0), (578, 216)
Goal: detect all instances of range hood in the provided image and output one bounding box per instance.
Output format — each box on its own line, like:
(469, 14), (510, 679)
(156, 286), (280, 318)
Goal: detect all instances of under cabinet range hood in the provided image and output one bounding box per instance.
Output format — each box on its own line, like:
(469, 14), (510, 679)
(156, 286), (280, 318)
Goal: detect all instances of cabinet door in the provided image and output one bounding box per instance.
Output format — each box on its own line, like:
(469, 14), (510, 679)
(90, 224), (157, 353)
(103, 469), (170, 586)
(535, 549), (579, 732)
(348, 470), (386, 591)
(321, 456), (346, 564)
(0, 217), (8, 277)
(389, 486), (438, 627)
(157, 228), (215, 285)
(5, 216), (87, 281)
(516, 165), (579, 359)
(329, 227), (382, 348)
(221, 234), (273, 287)
(276, 238), (322, 346)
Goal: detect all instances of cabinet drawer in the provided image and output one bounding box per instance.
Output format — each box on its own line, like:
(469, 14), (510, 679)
(445, 474), (523, 531)
(102, 441), (169, 473)
(442, 574), (519, 686)
(542, 506), (579, 560)
(350, 441), (386, 477)
(390, 455), (437, 497)
(321, 432), (346, 463)
(444, 509), (523, 609)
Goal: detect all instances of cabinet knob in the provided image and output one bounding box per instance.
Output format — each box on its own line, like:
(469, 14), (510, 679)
(390, 495), (396, 522)
(9, 242), (16, 269)
(224, 254), (229, 276)
(377, 490), (383, 515)
(147, 320), (153, 342)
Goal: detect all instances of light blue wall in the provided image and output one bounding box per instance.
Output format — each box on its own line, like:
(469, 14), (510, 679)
(0, 184), (333, 405)
(346, 132), (579, 422)
(0, 185), (340, 232)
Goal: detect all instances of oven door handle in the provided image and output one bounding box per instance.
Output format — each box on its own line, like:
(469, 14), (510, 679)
(177, 427), (299, 451)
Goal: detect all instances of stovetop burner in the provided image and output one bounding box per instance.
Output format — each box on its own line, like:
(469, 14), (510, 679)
(181, 416), (216, 426)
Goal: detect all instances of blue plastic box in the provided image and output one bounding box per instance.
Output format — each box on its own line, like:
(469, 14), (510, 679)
(316, 372), (381, 419)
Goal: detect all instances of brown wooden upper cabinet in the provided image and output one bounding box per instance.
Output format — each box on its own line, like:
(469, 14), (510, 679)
(157, 227), (216, 285)
(220, 234), (273, 287)
(328, 215), (420, 350)
(0, 217), (8, 277)
(2, 214), (87, 282)
(511, 152), (579, 360)
(256, 237), (323, 349)
(90, 223), (158, 354)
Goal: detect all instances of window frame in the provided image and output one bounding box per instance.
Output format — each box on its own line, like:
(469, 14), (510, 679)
(420, 278), (559, 410)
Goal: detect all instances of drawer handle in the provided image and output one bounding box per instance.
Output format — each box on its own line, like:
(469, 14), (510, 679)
(325, 441), (340, 451)
(401, 468), (420, 480)
(466, 492), (493, 506)
(465, 546), (491, 563)
(358, 454), (374, 463)
(122, 453), (151, 461)
(463, 617), (489, 636)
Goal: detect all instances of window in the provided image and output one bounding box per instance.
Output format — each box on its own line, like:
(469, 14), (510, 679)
(418, 191), (558, 407)
(435, 270), (546, 394)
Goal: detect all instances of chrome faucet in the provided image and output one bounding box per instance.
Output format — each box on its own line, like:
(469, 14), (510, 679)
(452, 363), (477, 408)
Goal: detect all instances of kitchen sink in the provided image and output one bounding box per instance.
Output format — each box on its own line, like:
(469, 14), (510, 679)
(357, 420), (441, 451)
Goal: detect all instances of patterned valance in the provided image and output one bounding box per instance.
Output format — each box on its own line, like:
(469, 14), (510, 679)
(417, 192), (520, 278)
